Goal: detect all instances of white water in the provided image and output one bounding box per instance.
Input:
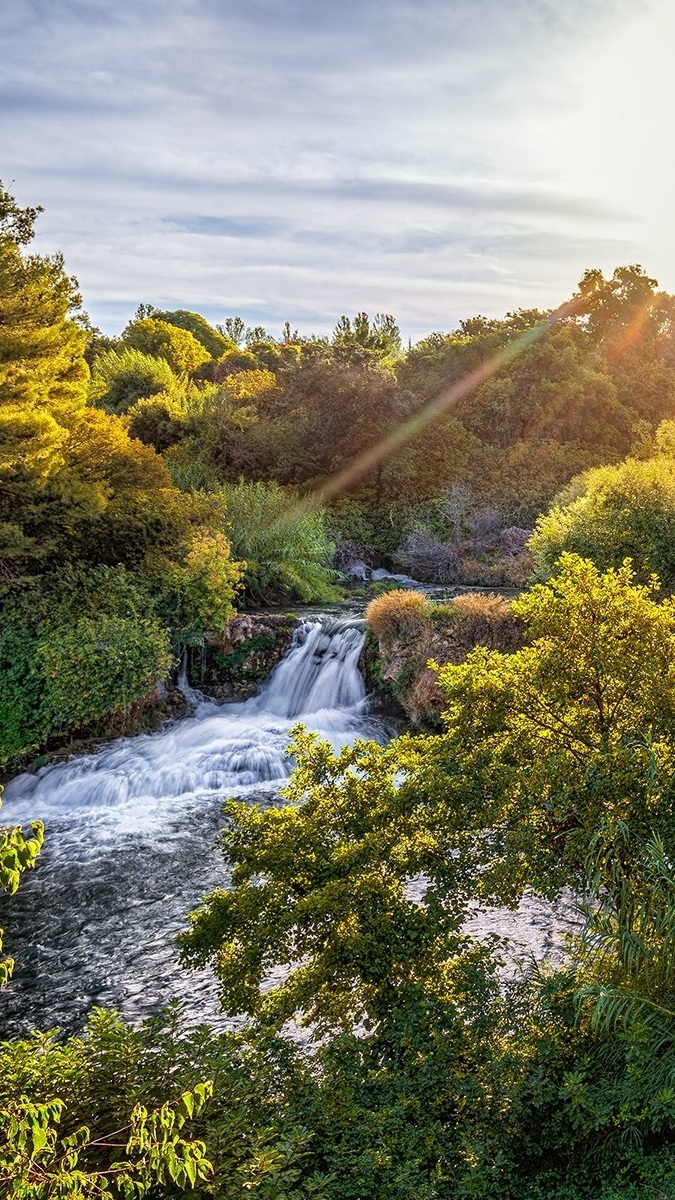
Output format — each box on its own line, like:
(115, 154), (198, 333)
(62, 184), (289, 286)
(0, 616), (383, 1034)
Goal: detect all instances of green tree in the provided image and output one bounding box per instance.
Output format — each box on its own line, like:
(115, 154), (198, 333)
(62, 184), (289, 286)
(0, 184), (88, 424)
(529, 443), (675, 585)
(218, 479), (339, 605)
(89, 346), (175, 414)
(152, 308), (234, 358)
(574, 263), (660, 344)
(218, 315), (246, 345)
(122, 317), (209, 375)
(0, 792), (43, 986)
(332, 311), (401, 362)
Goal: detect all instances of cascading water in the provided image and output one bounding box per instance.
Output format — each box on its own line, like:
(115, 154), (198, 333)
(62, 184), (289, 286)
(0, 615), (383, 1035)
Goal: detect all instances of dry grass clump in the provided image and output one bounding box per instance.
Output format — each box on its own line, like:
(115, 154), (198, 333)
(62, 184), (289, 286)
(448, 592), (524, 652)
(365, 588), (429, 643)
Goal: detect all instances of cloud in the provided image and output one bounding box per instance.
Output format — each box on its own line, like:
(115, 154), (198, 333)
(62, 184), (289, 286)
(0, 0), (662, 338)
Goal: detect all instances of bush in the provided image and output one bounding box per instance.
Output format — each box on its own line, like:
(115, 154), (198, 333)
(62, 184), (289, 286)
(89, 347), (175, 414)
(152, 529), (243, 645)
(530, 451), (675, 585)
(220, 480), (340, 606)
(123, 318), (210, 376)
(396, 529), (460, 583)
(0, 624), (46, 763)
(126, 393), (189, 452)
(365, 588), (429, 643)
(448, 591), (523, 652)
(38, 613), (173, 734)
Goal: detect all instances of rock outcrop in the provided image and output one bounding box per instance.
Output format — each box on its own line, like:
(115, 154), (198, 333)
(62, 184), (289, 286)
(363, 590), (524, 727)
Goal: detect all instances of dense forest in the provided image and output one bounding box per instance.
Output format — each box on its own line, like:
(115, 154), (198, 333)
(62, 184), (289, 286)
(7, 184), (675, 1197)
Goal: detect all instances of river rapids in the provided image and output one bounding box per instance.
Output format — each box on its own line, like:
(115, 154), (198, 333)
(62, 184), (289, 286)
(1, 616), (385, 1034)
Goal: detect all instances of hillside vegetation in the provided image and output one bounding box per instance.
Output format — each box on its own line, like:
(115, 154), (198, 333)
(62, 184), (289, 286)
(8, 185), (675, 1197)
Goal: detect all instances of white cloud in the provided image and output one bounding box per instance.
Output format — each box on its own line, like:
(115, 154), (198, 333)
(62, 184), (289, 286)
(1, 0), (659, 339)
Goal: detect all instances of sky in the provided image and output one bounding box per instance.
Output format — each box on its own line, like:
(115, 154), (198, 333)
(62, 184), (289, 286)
(3, 0), (675, 341)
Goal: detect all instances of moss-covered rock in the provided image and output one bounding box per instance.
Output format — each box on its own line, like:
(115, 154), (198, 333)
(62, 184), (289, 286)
(188, 612), (300, 701)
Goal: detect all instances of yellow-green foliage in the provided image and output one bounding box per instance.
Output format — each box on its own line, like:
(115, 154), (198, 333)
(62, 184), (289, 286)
(365, 588), (429, 643)
(89, 346), (175, 414)
(123, 317), (210, 376)
(37, 614), (173, 733)
(223, 368), (278, 403)
(0, 1083), (214, 1198)
(0, 236), (88, 424)
(126, 392), (189, 451)
(0, 791), (43, 986)
(152, 307), (234, 358)
(530, 448), (675, 584)
(156, 529), (243, 642)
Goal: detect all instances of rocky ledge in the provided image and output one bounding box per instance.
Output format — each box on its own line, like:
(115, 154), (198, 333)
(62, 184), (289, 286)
(188, 611), (301, 702)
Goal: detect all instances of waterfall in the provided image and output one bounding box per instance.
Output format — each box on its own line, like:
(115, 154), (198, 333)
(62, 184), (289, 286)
(257, 616), (366, 718)
(176, 647), (207, 709)
(0, 615), (383, 1034)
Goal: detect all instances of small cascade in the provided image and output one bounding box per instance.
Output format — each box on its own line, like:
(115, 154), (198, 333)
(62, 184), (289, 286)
(177, 647), (207, 709)
(0, 614), (382, 1034)
(258, 617), (366, 718)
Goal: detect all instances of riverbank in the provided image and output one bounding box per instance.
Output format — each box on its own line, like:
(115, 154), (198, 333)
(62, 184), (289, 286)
(363, 588), (525, 726)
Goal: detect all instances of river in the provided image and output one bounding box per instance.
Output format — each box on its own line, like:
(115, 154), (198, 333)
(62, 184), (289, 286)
(0, 609), (577, 1038)
(0, 616), (386, 1035)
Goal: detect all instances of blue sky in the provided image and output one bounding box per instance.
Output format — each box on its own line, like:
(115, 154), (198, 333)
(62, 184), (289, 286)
(3, 0), (674, 340)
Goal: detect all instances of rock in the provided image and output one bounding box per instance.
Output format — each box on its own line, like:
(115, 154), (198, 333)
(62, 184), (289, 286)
(188, 612), (301, 702)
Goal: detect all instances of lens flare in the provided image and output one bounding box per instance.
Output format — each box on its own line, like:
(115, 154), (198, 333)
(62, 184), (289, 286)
(299, 299), (577, 511)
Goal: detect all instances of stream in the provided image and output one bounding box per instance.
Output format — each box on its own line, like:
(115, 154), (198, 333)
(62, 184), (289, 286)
(0, 616), (385, 1035)
(0, 610), (578, 1038)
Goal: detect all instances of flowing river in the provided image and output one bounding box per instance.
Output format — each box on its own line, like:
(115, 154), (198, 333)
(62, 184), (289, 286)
(1, 616), (385, 1035)
(1, 611), (578, 1037)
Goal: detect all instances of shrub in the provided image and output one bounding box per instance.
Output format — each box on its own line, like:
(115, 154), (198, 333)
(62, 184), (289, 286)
(123, 318), (210, 376)
(449, 591), (524, 652)
(38, 613), (173, 734)
(89, 347), (175, 414)
(529, 452), (675, 585)
(396, 529), (460, 583)
(153, 529), (243, 644)
(365, 588), (429, 643)
(0, 624), (46, 763)
(126, 393), (189, 452)
(220, 480), (340, 606)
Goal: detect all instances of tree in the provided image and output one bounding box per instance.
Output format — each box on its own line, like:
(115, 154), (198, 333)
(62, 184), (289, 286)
(332, 311), (401, 361)
(529, 439), (675, 585)
(152, 308), (234, 358)
(273, 346), (400, 484)
(574, 263), (660, 344)
(89, 346), (175, 414)
(0, 185), (88, 424)
(122, 317), (210, 375)
(0, 183), (42, 245)
(218, 315), (246, 345)
(0, 792), (43, 986)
